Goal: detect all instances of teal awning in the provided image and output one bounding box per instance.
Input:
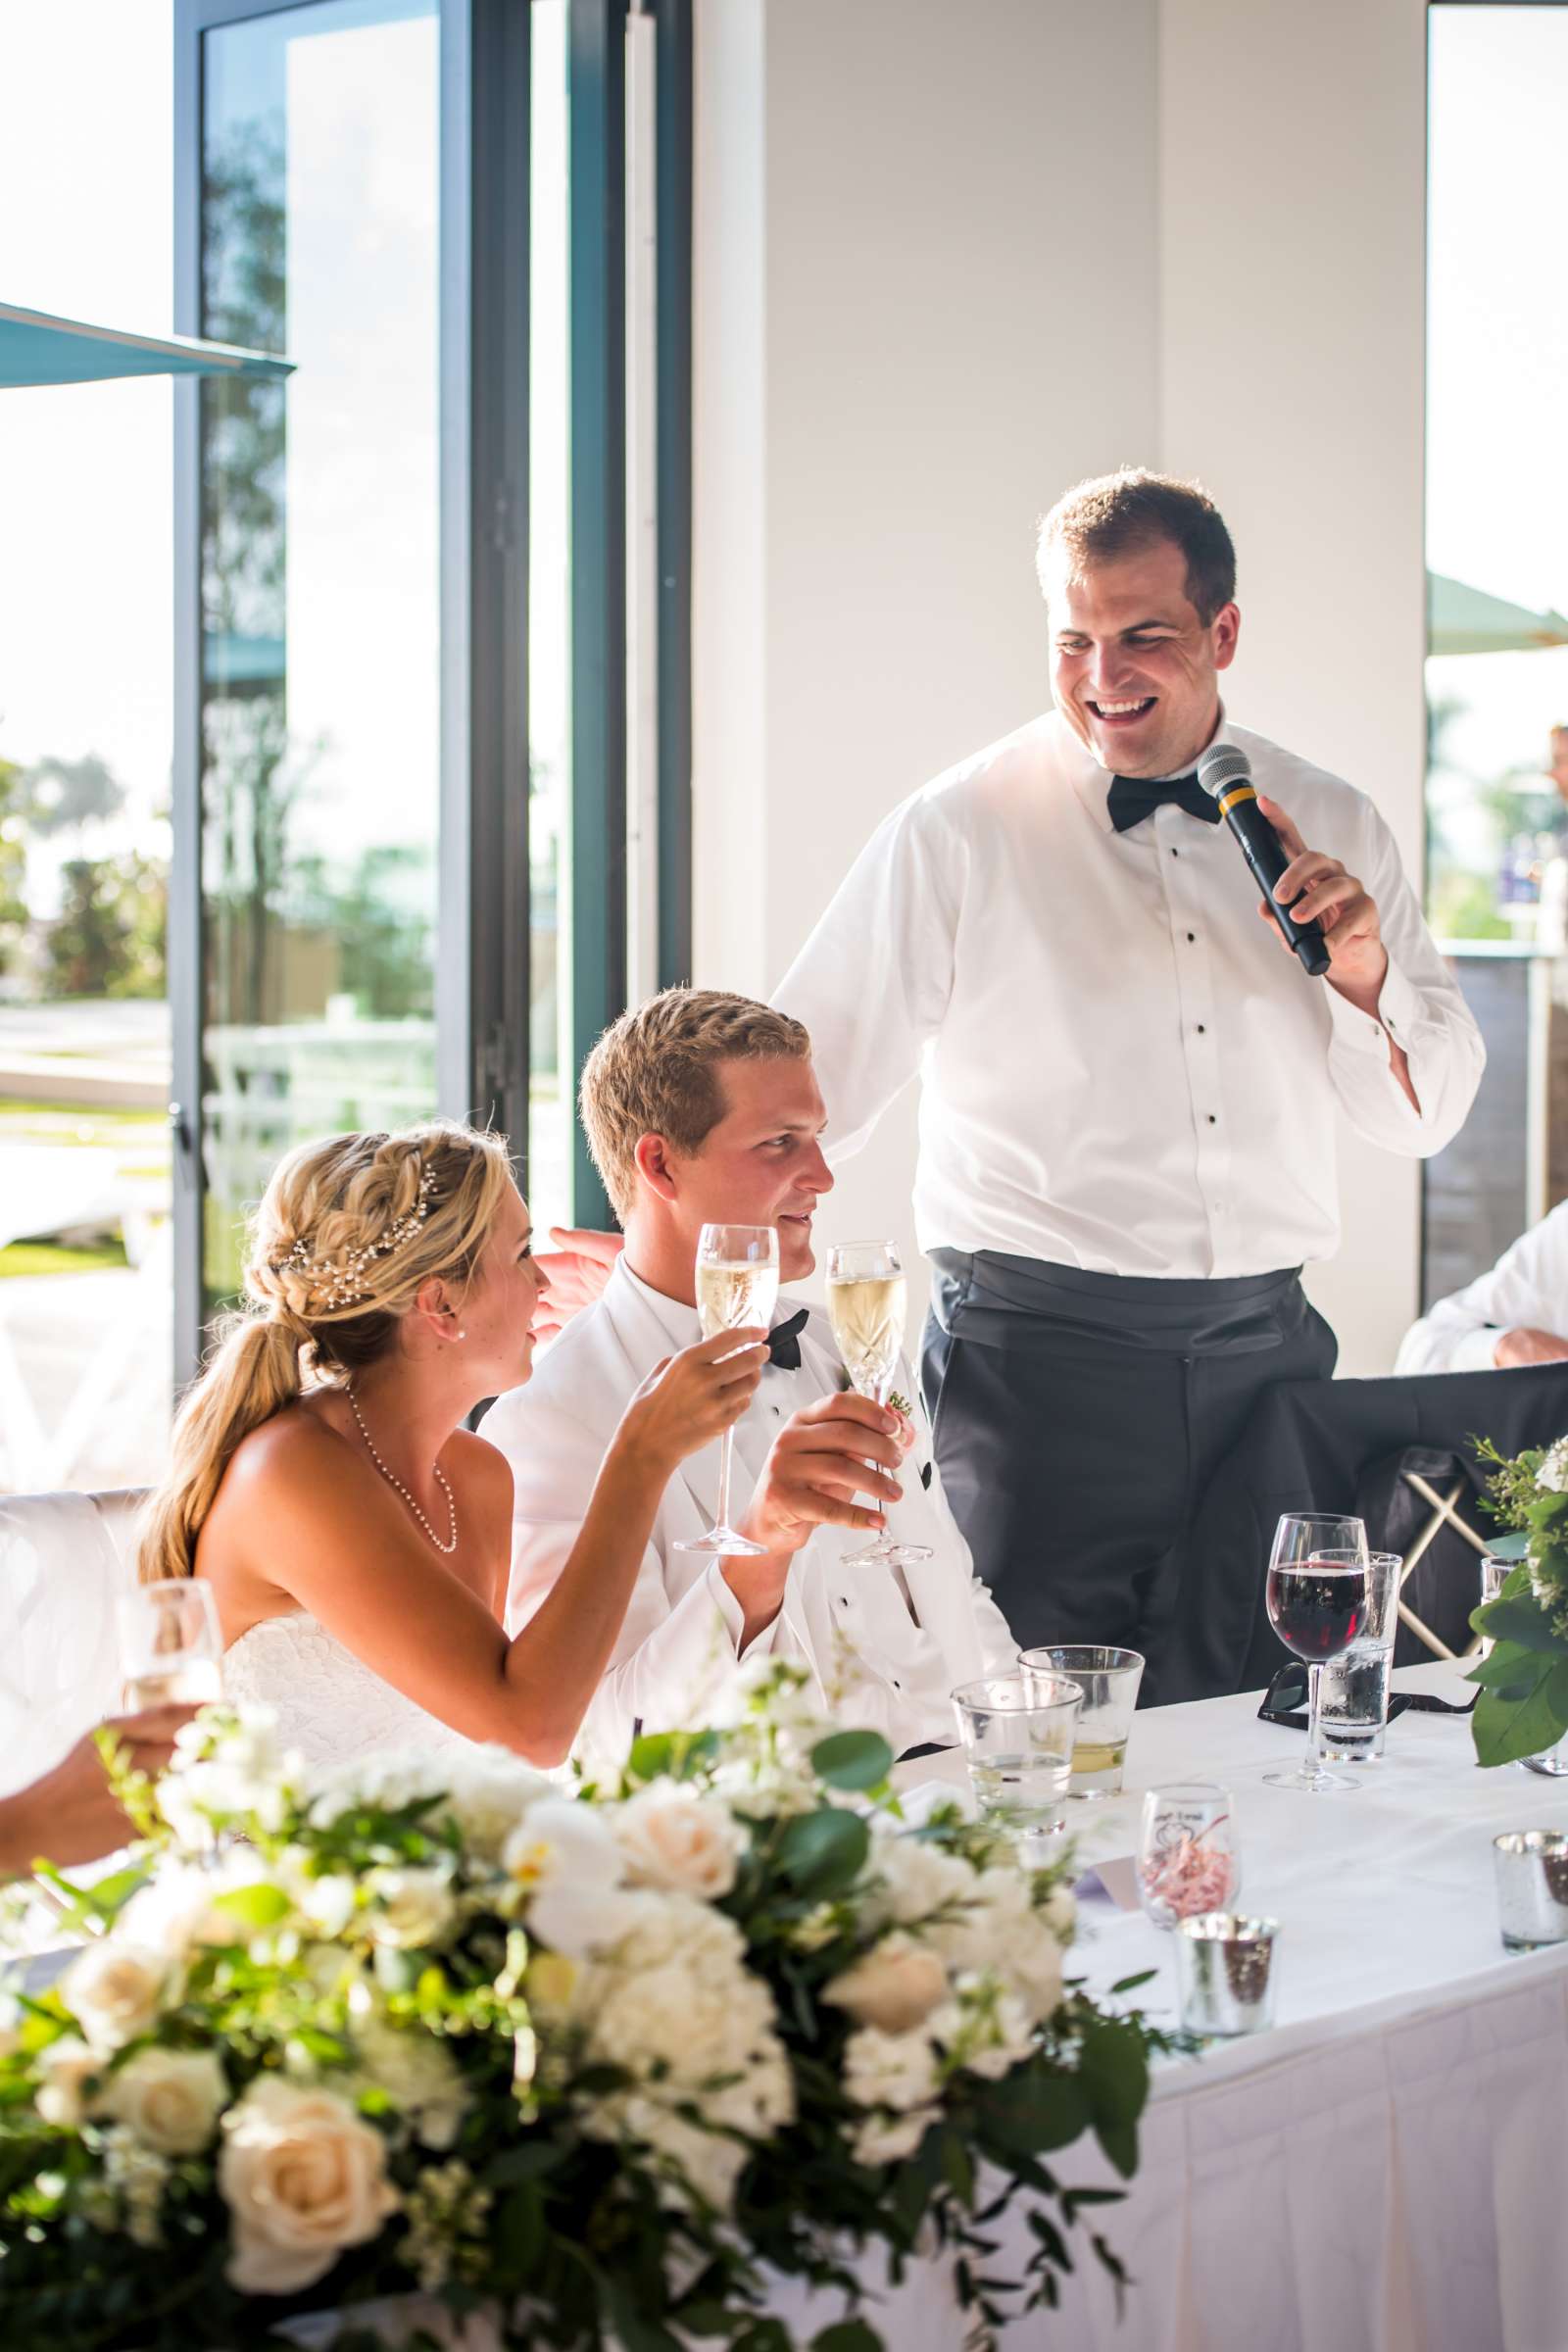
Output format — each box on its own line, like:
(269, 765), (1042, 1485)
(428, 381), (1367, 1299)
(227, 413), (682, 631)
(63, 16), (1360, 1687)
(1428, 570), (1568, 657)
(0, 302), (293, 389)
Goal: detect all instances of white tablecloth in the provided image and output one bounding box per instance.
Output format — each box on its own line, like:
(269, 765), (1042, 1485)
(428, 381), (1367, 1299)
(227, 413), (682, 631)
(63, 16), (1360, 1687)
(768, 1661), (1568, 2352)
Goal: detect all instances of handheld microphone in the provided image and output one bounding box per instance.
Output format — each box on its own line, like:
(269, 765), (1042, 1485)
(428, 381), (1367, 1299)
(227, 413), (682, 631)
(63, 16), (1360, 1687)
(1197, 743), (1332, 978)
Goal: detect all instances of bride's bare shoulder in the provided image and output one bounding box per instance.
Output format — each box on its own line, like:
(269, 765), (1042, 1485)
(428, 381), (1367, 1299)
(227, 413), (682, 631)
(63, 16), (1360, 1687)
(222, 1396), (354, 1494)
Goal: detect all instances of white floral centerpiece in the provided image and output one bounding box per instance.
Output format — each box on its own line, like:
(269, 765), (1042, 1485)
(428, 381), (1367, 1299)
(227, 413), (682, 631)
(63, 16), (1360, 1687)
(1468, 1433), (1568, 1763)
(0, 1665), (1162, 2351)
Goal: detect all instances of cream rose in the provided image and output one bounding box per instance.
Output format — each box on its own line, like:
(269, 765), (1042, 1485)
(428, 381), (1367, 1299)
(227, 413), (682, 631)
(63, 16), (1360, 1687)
(34, 2034), (102, 2129)
(65, 1938), (170, 2054)
(842, 2024), (941, 2114)
(824, 1933), (950, 2034)
(100, 2046), (227, 2156)
(365, 1866), (456, 1949)
(220, 2078), (399, 2296)
(612, 1781), (748, 1899)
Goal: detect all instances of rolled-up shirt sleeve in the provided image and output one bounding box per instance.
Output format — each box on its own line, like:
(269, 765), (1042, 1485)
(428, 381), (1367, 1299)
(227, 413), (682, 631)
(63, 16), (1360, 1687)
(773, 788), (962, 1162)
(495, 1391), (774, 1775)
(1395, 1200), (1568, 1373)
(1324, 802), (1484, 1157)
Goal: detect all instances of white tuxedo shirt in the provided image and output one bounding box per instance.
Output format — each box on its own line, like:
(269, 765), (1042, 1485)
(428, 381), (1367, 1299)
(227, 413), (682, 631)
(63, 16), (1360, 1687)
(483, 1258), (1016, 1773)
(774, 711), (1484, 1279)
(1396, 1199), (1568, 1374)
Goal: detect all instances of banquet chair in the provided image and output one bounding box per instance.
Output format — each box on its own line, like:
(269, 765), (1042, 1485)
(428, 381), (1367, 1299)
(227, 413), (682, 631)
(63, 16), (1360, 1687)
(1161, 1359), (1568, 1702)
(0, 1487), (147, 1796)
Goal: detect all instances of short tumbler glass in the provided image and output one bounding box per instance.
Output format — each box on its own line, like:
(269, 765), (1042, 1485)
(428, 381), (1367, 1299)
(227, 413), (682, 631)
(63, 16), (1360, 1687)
(1019, 1644), (1145, 1798)
(1314, 1552), (1402, 1764)
(951, 1673), (1083, 1841)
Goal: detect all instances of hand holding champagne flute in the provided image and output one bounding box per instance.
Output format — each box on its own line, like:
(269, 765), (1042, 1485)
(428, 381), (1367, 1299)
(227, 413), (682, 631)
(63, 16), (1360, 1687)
(675, 1222), (779, 1557)
(825, 1240), (932, 1569)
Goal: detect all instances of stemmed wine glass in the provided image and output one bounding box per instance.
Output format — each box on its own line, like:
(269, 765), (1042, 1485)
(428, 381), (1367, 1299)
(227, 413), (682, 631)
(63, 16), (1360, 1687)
(674, 1222), (779, 1558)
(1263, 1513), (1371, 1793)
(824, 1240), (932, 1571)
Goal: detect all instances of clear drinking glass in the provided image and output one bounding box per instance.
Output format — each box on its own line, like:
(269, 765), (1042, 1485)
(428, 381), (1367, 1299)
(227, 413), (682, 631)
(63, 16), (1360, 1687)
(951, 1672), (1083, 1840)
(1314, 1551), (1402, 1764)
(825, 1239), (932, 1570)
(117, 1579), (225, 1710)
(1138, 1781), (1241, 1929)
(673, 1222), (778, 1558)
(1263, 1513), (1371, 1793)
(1019, 1644), (1145, 1798)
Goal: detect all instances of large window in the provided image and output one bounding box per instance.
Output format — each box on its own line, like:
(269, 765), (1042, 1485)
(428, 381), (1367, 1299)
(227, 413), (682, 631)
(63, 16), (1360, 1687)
(171, 0), (692, 1373)
(1424, 2), (1568, 1303)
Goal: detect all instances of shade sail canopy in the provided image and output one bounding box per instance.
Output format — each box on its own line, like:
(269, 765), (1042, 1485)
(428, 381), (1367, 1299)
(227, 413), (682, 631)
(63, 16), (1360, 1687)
(1428, 570), (1568, 657)
(0, 301), (293, 389)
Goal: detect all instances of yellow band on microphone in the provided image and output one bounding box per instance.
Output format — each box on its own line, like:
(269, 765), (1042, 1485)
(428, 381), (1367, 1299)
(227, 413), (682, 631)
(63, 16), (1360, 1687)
(1217, 783), (1258, 816)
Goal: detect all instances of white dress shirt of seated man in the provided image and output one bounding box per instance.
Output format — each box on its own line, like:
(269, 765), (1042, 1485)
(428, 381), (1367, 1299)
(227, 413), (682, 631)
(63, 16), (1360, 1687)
(483, 989), (1017, 1772)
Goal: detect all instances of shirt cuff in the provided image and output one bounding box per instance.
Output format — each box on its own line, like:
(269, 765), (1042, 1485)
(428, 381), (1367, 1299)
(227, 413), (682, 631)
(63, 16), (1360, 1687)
(1325, 950), (1424, 1056)
(1449, 1324), (1503, 1373)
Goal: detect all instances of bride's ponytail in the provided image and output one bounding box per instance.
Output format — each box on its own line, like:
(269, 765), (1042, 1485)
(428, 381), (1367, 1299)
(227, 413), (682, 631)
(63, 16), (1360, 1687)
(136, 1314), (305, 1584)
(134, 1118), (513, 1585)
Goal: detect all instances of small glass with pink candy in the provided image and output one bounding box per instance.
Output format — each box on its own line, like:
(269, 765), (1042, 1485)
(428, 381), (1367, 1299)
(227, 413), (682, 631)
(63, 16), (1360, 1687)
(1137, 1782), (1240, 1930)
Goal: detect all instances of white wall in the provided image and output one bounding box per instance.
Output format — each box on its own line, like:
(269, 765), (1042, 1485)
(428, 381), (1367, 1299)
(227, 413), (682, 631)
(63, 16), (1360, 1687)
(693, 0), (1430, 1369)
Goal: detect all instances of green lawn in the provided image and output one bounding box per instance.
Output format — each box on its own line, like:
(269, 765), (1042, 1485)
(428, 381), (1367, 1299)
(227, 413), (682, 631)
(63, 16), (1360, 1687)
(0, 1237), (131, 1279)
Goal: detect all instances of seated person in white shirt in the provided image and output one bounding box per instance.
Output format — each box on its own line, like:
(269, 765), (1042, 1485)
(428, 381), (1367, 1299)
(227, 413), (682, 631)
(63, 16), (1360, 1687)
(482, 988), (1017, 1772)
(1396, 1199), (1568, 1374)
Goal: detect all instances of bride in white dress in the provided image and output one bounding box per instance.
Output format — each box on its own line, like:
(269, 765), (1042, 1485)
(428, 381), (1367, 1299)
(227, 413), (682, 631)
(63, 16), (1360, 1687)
(134, 1121), (767, 1768)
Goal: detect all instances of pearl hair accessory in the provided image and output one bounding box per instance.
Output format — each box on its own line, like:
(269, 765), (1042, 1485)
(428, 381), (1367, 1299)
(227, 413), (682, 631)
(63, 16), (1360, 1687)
(274, 1161), (437, 1313)
(346, 1384), (459, 1554)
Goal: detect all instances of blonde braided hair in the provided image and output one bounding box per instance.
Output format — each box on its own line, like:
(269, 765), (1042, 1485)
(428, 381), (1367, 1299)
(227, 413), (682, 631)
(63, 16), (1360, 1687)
(136, 1119), (514, 1585)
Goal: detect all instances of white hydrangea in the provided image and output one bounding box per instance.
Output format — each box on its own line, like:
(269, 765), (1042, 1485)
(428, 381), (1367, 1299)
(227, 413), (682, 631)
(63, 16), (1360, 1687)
(1538, 1437), (1568, 1494)
(862, 1832), (976, 1930)
(927, 1866), (1066, 2025)
(927, 1973), (1035, 2082)
(161, 1708), (295, 1844)
(348, 2011), (470, 2153)
(851, 2105), (940, 2167)
(437, 1747), (554, 1862)
(99, 2123), (172, 2249)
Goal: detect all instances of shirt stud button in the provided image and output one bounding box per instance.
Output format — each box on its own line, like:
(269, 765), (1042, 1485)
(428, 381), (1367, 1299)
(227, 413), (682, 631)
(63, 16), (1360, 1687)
(1197, 1023), (1206, 1034)
(1207, 1113), (1217, 1124)
(1187, 930), (1197, 943)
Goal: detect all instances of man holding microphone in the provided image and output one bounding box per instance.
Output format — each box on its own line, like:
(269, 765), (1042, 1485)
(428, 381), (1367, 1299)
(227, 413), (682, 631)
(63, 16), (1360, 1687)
(769, 469), (1483, 1685)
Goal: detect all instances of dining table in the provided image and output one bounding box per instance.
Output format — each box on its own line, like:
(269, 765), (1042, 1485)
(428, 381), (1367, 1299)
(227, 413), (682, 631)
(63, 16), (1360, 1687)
(760, 1656), (1568, 2352)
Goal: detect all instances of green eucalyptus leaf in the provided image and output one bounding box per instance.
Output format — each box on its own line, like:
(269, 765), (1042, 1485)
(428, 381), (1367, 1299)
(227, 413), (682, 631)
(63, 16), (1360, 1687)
(1076, 2019), (1150, 2130)
(1472, 1593), (1565, 1652)
(775, 1807), (870, 1898)
(810, 2324), (885, 2352)
(810, 1730), (896, 1791)
(1095, 2116), (1140, 2179)
(1473, 1675), (1568, 1767)
(1485, 1530), (1532, 1562)
(1465, 1643), (1555, 1693)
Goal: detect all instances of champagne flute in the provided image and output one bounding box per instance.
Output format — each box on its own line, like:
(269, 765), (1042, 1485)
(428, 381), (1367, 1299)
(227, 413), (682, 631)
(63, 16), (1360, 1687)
(1262, 1513), (1370, 1793)
(825, 1240), (933, 1570)
(117, 1578), (225, 1709)
(674, 1222), (779, 1557)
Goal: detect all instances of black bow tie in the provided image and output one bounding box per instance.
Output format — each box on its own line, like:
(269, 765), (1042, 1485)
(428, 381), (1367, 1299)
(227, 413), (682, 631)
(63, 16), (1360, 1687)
(1107, 771), (1220, 833)
(766, 1307), (809, 1370)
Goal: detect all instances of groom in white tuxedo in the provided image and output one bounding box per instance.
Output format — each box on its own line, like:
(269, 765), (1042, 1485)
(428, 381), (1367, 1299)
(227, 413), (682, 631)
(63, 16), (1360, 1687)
(483, 987), (1015, 1774)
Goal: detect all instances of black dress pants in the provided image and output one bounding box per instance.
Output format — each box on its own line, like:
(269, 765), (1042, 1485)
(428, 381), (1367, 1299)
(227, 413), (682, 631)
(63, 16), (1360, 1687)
(920, 1251), (1338, 1701)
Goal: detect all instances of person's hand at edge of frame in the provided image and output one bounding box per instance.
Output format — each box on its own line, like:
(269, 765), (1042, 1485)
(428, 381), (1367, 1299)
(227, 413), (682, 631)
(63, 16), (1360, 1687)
(531, 1228), (624, 1343)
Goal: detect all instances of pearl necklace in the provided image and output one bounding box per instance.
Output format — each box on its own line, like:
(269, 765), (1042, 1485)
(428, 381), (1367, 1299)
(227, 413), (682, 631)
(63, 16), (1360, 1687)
(346, 1387), (459, 1555)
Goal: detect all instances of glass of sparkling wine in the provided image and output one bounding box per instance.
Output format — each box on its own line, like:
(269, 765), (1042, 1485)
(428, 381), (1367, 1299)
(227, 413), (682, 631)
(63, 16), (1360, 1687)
(674, 1221), (779, 1557)
(1263, 1513), (1371, 1794)
(117, 1578), (224, 1710)
(952, 1672), (1083, 1841)
(825, 1239), (933, 1570)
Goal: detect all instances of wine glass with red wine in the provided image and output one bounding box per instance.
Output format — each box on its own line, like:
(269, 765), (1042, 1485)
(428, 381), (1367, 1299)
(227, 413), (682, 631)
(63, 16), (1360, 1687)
(1263, 1513), (1371, 1793)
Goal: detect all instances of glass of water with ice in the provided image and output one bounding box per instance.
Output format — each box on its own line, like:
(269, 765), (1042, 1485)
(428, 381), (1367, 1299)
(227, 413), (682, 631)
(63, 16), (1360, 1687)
(1312, 1551), (1402, 1764)
(951, 1672), (1083, 1840)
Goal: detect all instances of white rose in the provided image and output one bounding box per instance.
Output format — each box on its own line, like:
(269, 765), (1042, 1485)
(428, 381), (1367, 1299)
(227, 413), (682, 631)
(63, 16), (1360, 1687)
(612, 1781), (747, 1899)
(365, 1867), (456, 1950)
(842, 2025), (942, 2115)
(824, 1934), (950, 2034)
(220, 2078), (399, 2297)
(65, 1938), (170, 2054)
(852, 2104), (940, 2167)
(100, 2046), (227, 2156)
(34, 2034), (102, 2128)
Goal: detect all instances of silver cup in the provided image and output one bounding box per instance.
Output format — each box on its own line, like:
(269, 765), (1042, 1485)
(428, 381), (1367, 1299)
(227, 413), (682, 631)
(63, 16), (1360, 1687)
(1494, 1831), (1568, 1949)
(1174, 1913), (1280, 2035)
